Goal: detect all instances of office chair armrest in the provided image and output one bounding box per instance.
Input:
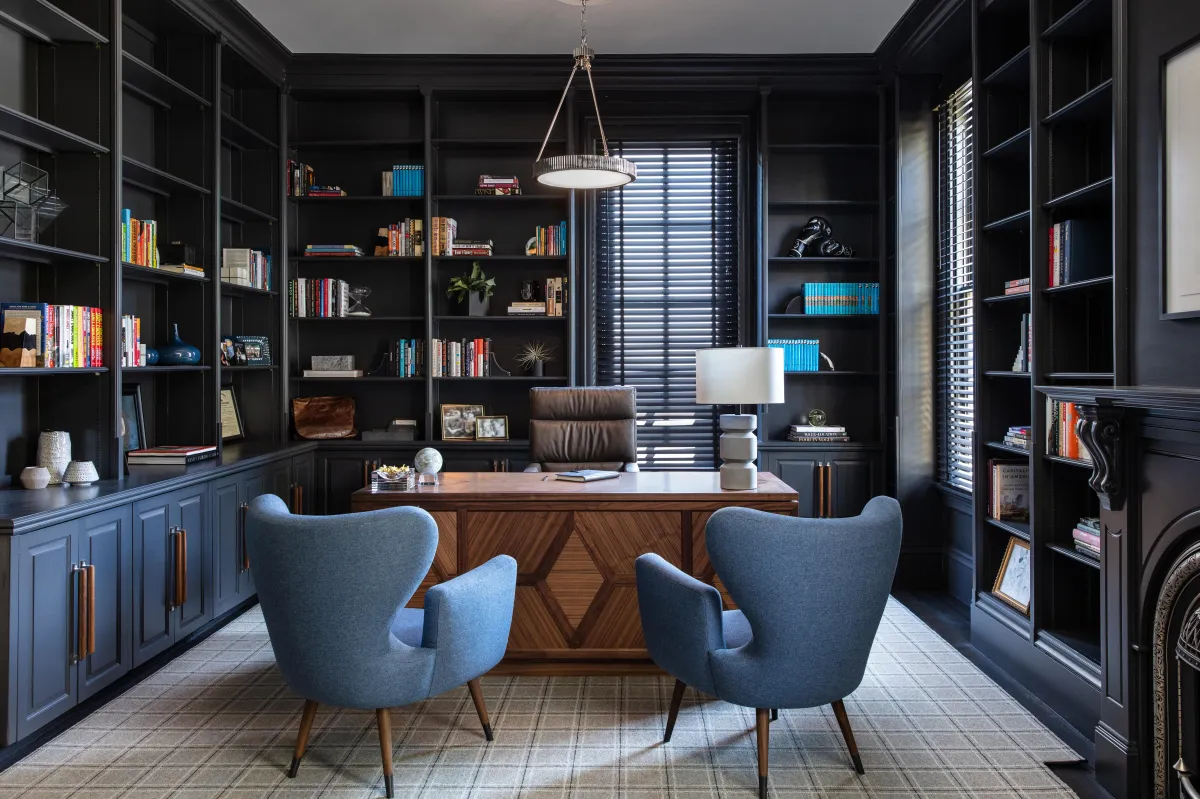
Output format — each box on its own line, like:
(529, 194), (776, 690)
(422, 555), (518, 695)
(635, 554), (724, 694)
(524, 463), (543, 473)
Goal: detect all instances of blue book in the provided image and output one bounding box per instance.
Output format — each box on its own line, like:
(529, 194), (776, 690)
(392, 165), (399, 197)
(121, 208), (132, 263)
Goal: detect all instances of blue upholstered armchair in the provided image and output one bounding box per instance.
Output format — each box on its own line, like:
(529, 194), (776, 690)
(636, 496), (902, 799)
(245, 495), (517, 798)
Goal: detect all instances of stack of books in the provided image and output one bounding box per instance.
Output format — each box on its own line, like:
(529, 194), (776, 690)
(286, 161), (315, 196)
(508, 301), (546, 317)
(128, 445), (218, 467)
(1049, 219), (1107, 287)
(1003, 425), (1031, 451)
(476, 175), (521, 196)
(1012, 312), (1031, 372)
(382, 165), (424, 197)
(989, 459), (1030, 522)
(305, 185), (347, 197)
(431, 217), (458, 255)
(1072, 517), (1102, 561)
(767, 338), (820, 372)
(1046, 399), (1093, 462)
(544, 277), (566, 316)
(431, 338), (492, 377)
(304, 245), (364, 258)
(379, 221), (423, 257)
(800, 283), (880, 314)
(532, 223), (567, 256)
(159, 264), (205, 279)
(450, 240), (494, 257)
(1004, 277), (1030, 296)
(787, 424), (849, 444)
(121, 210), (158, 267)
(221, 248), (271, 291)
(289, 278), (350, 318)
(120, 314), (143, 367)
(0, 303), (103, 368)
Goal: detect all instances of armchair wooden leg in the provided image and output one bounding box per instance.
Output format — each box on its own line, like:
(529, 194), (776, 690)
(831, 699), (864, 774)
(376, 708), (394, 798)
(663, 679), (687, 743)
(756, 708), (770, 799)
(288, 699), (318, 778)
(467, 678), (494, 742)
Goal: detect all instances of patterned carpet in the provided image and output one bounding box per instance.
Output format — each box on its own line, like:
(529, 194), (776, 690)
(0, 599), (1080, 798)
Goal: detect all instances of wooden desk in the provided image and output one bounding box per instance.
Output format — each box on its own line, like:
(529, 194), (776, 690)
(351, 471), (798, 674)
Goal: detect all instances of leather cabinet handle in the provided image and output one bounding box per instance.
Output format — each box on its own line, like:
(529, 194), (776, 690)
(292, 484), (303, 515)
(75, 564), (87, 663)
(825, 464), (834, 519)
(171, 528), (183, 609)
(179, 528), (188, 606)
(817, 463), (825, 518)
(86, 563), (96, 656)
(241, 502), (250, 571)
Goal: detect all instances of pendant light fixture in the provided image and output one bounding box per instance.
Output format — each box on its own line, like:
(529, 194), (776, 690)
(533, 0), (636, 189)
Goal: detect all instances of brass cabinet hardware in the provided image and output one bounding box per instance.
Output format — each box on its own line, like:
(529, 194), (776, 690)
(179, 528), (188, 606)
(240, 502), (250, 571)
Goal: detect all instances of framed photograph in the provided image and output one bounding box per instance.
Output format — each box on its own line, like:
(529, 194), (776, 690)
(221, 387), (244, 442)
(233, 342), (247, 365)
(441, 404), (484, 440)
(234, 335), (271, 366)
(120, 384), (146, 453)
(475, 415), (509, 441)
(992, 537), (1032, 615)
(219, 336), (237, 366)
(1162, 36), (1200, 318)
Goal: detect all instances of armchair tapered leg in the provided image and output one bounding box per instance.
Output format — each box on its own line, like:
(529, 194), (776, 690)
(663, 679), (687, 743)
(831, 699), (864, 774)
(756, 708), (770, 799)
(288, 699), (318, 777)
(376, 708), (394, 798)
(467, 678), (494, 742)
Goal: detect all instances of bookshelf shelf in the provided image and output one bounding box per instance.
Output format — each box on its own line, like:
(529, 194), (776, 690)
(1042, 0), (1109, 40)
(985, 370), (1032, 378)
(288, 139), (424, 150)
(122, 157), (210, 197)
(986, 441), (1031, 457)
(984, 46), (1031, 86)
(0, 367), (108, 376)
(289, 195), (421, 204)
(983, 292), (1030, 305)
(122, 262), (209, 285)
(0, 237), (108, 265)
(983, 128), (1031, 160)
(767, 314), (879, 320)
(783, 370), (878, 377)
(294, 376), (423, 382)
(767, 256), (878, 265)
(433, 194), (567, 203)
(768, 200), (878, 211)
(1044, 372), (1115, 381)
(976, 592), (1032, 635)
(220, 282), (277, 298)
(222, 365), (278, 372)
(1044, 79), (1113, 125)
(0, 103), (108, 154)
(435, 255), (567, 262)
(1044, 177), (1114, 211)
(124, 365), (212, 374)
(1043, 275), (1113, 294)
(292, 316), (424, 322)
(220, 112), (276, 151)
(1039, 629), (1102, 671)
(220, 197), (277, 225)
(434, 376), (570, 382)
(121, 52), (211, 110)
(1045, 454), (1092, 469)
(1046, 543), (1102, 570)
(433, 315), (568, 323)
(294, 256), (423, 264)
(769, 143), (879, 153)
(986, 516), (1031, 541)
(983, 210), (1031, 232)
(431, 138), (566, 148)
(0, 0), (107, 44)
(759, 441), (885, 451)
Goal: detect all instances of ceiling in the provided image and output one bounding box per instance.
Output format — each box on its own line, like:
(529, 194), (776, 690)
(237, 0), (919, 56)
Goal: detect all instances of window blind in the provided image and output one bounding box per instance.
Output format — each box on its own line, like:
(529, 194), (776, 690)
(936, 81), (976, 491)
(594, 141), (740, 469)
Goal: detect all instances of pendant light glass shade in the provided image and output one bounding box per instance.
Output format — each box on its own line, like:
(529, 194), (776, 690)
(534, 154), (637, 188)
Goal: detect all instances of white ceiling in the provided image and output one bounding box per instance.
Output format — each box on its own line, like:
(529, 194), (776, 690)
(238, 0), (918, 55)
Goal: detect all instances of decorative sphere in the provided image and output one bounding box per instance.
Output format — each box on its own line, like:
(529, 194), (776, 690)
(413, 448), (443, 475)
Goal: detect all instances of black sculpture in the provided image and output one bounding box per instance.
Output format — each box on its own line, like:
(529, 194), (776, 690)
(788, 216), (855, 258)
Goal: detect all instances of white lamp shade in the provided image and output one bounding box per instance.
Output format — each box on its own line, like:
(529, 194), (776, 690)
(695, 347), (785, 405)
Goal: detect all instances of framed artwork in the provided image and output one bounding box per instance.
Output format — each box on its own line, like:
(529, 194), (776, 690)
(441, 404), (484, 440)
(992, 537), (1032, 615)
(475, 415), (509, 441)
(120, 384), (146, 453)
(221, 388), (244, 441)
(219, 336), (237, 366)
(1162, 35), (1200, 318)
(234, 335), (271, 366)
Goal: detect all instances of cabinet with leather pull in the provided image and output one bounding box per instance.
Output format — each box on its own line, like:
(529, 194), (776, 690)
(13, 506), (133, 741)
(131, 484), (211, 668)
(763, 451), (879, 519)
(212, 469), (264, 616)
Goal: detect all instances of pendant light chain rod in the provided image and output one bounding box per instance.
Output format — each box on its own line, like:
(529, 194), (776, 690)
(536, 64), (578, 162)
(584, 61), (610, 157)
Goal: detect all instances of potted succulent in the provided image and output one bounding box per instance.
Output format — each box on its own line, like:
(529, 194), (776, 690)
(447, 261), (496, 317)
(516, 341), (555, 377)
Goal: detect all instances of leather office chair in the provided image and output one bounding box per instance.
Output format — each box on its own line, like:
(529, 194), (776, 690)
(635, 496), (902, 798)
(523, 386), (639, 472)
(245, 495), (517, 798)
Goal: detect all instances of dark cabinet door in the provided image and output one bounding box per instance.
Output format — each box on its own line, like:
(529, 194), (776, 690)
(131, 495), (174, 667)
(237, 471), (264, 600)
(829, 457), (876, 519)
(174, 486), (210, 638)
(767, 455), (821, 517)
(14, 523), (77, 741)
(317, 453), (380, 515)
(211, 476), (243, 617)
(765, 451), (880, 519)
(78, 506), (133, 701)
(264, 459), (291, 504)
(292, 453), (314, 514)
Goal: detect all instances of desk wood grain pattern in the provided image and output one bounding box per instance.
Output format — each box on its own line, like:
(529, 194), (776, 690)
(351, 471), (798, 675)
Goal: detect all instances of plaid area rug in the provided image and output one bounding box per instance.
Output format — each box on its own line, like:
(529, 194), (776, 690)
(0, 599), (1080, 798)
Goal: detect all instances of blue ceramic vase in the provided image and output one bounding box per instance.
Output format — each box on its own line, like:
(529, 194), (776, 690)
(157, 324), (201, 365)
(144, 347), (159, 365)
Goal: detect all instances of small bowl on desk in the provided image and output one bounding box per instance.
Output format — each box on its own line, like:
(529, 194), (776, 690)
(371, 466), (416, 491)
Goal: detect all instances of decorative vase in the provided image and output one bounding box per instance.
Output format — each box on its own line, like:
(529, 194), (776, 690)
(158, 323), (201, 365)
(468, 292), (491, 317)
(36, 431), (70, 485)
(63, 460), (99, 486)
(531, 360), (545, 377)
(145, 347), (159, 365)
(20, 466), (50, 489)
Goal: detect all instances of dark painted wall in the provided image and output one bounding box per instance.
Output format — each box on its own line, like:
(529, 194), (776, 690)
(1131, 0), (1200, 386)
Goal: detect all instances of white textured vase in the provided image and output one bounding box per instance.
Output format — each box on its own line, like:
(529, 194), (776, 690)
(63, 460), (99, 486)
(36, 431), (70, 485)
(19, 466), (50, 490)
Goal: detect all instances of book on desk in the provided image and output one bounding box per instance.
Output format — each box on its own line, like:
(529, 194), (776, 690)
(555, 470), (620, 482)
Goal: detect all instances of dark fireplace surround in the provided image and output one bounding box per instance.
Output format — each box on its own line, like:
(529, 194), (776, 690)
(1041, 387), (1200, 799)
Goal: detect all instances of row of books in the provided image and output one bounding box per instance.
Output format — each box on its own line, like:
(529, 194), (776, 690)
(378, 221), (423, 257)
(289, 278), (349, 318)
(286, 161), (316, 197)
(477, 175), (521, 196)
(120, 314), (143, 367)
(989, 459), (1029, 522)
(799, 283), (880, 315)
(0, 303), (103, 368)
(1003, 425), (1031, 451)
(1004, 277), (1030, 296)
(1049, 219), (1107, 287)
(1072, 516), (1101, 561)
(767, 338), (821, 372)
(306, 186), (346, 197)
(388, 339), (424, 377)
(787, 424), (849, 443)
(381, 165), (424, 197)
(221, 248), (271, 291)
(304, 245), (364, 258)
(121, 210), (158, 267)
(431, 217), (459, 256)
(1046, 399), (1093, 462)
(1012, 313), (1032, 372)
(532, 223), (567, 256)
(449, 240), (493, 257)
(127, 445), (217, 467)
(431, 338), (492, 377)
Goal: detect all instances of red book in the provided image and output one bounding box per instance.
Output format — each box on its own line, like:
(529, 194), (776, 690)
(1072, 528), (1101, 548)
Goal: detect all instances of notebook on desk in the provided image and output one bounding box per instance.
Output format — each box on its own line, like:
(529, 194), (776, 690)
(555, 470), (621, 482)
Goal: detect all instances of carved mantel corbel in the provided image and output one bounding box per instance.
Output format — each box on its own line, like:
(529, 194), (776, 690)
(1075, 404), (1125, 511)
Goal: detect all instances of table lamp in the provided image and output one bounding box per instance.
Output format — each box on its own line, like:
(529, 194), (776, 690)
(695, 347), (785, 490)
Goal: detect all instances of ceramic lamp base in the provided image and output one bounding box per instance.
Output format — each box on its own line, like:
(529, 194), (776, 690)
(718, 413), (759, 491)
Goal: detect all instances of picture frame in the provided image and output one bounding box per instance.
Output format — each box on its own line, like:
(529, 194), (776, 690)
(120, 384), (146, 454)
(475, 415), (509, 441)
(234, 335), (271, 367)
(221, 387), (244, 442)
(992, 537), (1032, 615)
(441, 404), (484, 441)
(219, 336), (237, 366)
(1161, 34), (1200, 319)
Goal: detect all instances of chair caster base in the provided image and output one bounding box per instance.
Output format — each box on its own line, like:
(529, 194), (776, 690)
(851, 753), (864, 775)
(759, 774), (767, 798)
(384, 774), (394, 798)
(482, 723), (494, 742)
(287, 756), (301, 778)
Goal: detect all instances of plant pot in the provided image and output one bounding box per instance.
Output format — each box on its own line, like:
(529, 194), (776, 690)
(469, 292), (491, 317)
(530, 360), (545, 377)
(158, 323), (201, 365)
